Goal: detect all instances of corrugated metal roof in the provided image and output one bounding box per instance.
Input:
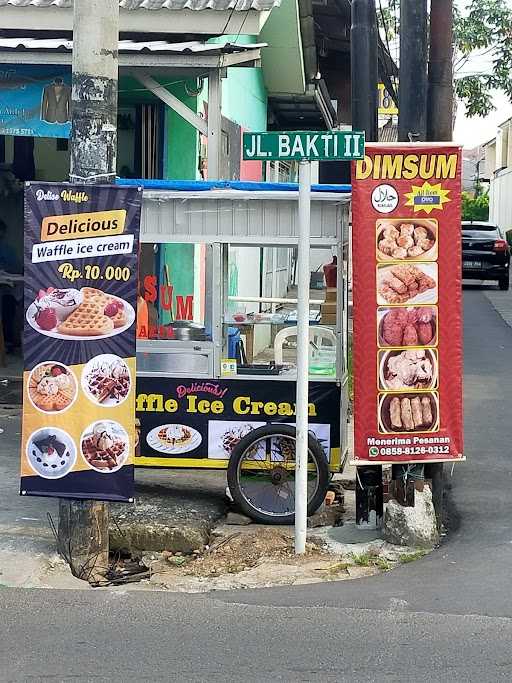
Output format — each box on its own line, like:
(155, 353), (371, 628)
(0, 0), (279, 10)
(378, 122), (398, 143)
(0, 37), (266, 54)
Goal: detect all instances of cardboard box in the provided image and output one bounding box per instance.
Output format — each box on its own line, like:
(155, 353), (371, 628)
(325, 287), (337, 303)
(320, 301), (337, 315)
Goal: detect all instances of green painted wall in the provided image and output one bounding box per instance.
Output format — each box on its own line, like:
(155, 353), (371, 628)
(204, 35), (268, 132)
(221, 67), (267, 131)
(260, 0), (305, 95)
(119, 75), (199, 180)
(164, 83), (198, 180)
(159, 243), (195, 325)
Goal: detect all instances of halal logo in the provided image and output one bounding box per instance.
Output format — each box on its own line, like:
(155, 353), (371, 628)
(405, 181), (451, 214)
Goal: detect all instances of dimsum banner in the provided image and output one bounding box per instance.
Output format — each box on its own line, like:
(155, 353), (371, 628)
(351, 144), (463, 463)
(20, 182), (142, 501)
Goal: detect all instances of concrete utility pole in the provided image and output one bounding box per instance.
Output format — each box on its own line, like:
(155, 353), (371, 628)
(351, 0), (378, 143)
(427, 0), (454, 141)
(351, 0), (383, 529)
(57, 0), (119, 584)
(425, 0), (454, 528)
(399, 0), (428, 142)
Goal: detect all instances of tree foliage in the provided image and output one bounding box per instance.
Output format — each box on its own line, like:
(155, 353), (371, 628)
(378, 0), (512, 117)
(454, 0), (512, 117)
(461, 192), (490, 221)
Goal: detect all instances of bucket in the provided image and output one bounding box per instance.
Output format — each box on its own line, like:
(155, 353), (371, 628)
(227, 327), (241, 359)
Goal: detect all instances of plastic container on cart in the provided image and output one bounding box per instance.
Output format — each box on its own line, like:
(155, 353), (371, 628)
(309, 347), (336, 376)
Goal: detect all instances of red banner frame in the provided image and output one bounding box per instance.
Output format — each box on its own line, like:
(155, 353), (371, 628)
(352, 143), (463, 464)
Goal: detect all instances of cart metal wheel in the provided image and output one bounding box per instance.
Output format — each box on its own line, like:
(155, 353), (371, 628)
(227, 424), (329, 525)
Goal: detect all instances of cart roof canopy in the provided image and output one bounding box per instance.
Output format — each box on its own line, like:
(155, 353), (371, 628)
(121, 179), (351, 246)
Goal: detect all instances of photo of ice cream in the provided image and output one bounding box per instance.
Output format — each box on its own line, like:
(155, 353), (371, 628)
(80, 420), (129, 473)
(26, 286), (135, 340)
(26, 427), (77, 479)
(28, 361), (77, 413)
(146, 424), (202, 455)
(81, 354), (131, 407)
(207, 421), (266, 460)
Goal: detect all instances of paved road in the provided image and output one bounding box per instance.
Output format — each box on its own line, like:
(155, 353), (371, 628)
(2, 288), (512, 682)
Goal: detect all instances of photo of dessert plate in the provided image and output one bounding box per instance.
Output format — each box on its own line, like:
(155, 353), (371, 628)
(27, 361), (78, 414)
(26, 427), (77, 479)
(146, 424), (202, 455)
(26, 286), (135, 341)
(80, 420), (129, 473)
(81, 354), (131, 407)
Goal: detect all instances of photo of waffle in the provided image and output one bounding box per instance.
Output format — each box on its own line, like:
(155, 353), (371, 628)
(376, 218), (438, 262)
(82, 354), (131, 407)
(26, 286), (135, 340)
(379, 392), (439, 434)
(80, 420), (129, 473)
(28, 362), (77, 413)
(270, 423), (331, 461)
(146, 424), (202, 455)
(26, 427), (77, 479)
(377, 263), (438, 305)
(207, 420), (266, 460)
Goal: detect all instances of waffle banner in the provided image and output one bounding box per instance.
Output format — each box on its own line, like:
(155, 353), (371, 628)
(135, 376), (342, 471)
(20, 182), (142, 502)
(352, 144), (464, 464)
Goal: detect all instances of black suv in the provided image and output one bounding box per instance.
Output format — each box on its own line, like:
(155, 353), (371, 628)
(462, 221), (510, 290)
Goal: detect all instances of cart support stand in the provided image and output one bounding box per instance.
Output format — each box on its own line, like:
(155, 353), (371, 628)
(356, 466), (383, 529)
(207, 69), (223, 180)
(294, 161), (312, 554)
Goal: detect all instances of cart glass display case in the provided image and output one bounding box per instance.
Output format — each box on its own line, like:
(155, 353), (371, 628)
(134, 183), (351, 475)
(137, 241), (214, 376)
(221, 244), (341, 379)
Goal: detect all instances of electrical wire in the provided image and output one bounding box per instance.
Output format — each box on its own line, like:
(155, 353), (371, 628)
(220, 5), (238, 38)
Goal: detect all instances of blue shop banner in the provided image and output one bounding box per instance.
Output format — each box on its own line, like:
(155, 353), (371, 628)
(0, 65), (71, 138)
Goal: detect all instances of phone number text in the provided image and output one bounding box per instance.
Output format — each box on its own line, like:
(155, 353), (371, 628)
(371, 445), (451, 456)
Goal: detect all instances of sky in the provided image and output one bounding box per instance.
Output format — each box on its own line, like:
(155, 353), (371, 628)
(454, 94), (512, 149)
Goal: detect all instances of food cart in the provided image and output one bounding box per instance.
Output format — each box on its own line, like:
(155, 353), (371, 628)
(130, 179), (351, 523)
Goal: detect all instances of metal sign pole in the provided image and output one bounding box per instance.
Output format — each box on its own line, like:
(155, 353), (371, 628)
(295, 160), (312, 554)
(240, 129), (364, 553)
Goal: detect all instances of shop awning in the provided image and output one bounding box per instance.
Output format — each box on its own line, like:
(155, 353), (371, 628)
(0, 38), (265, 69)
(0, 0), (277, 8)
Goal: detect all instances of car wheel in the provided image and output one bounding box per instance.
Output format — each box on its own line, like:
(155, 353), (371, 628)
(499, 276), (510, 291)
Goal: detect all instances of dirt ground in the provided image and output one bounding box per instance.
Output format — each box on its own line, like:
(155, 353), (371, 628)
(118, 519), (427, 593)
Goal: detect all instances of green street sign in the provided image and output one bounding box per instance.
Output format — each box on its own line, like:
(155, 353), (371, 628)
(242, 130), (365, 161)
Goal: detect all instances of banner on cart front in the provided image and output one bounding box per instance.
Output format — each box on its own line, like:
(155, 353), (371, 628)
(135, 377), (341, 469)
(351, 144), (463, 464)
(20, 182), (142, 502)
